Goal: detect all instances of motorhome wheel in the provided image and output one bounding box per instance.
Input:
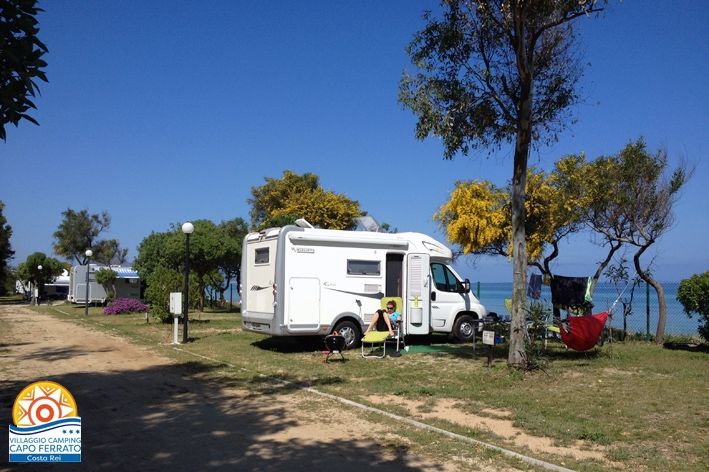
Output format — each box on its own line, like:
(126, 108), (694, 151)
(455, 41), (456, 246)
(453, 315), (477, 342)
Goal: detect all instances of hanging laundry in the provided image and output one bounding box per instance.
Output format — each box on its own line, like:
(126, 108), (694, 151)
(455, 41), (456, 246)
(550, 275), (590, 307)
(527, 273), (542, 300)
(584, 277), (594, 304)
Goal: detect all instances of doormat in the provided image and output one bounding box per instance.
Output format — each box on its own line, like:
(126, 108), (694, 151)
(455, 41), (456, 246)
(404, 344), (471, 354)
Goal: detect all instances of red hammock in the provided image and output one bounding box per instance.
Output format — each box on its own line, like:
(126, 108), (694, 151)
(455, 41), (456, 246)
(559, 312), (609, 351)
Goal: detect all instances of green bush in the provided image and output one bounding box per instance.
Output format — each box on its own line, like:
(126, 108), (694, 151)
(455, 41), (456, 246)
(677, 271), (709, 342)
(521, 300), (552, 371)
(144, 266), (199, 323)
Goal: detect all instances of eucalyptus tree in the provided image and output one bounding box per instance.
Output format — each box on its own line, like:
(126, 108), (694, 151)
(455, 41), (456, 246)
(586, 139), (689, 344)
(400, 0), (605, 366)
(93, 239), (129, 266)
(0, 0), (48, 141)
(53, 209), (127, 265)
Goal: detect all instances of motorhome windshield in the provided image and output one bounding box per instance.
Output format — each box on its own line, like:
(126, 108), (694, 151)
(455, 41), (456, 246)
(431, 263), (462, 292)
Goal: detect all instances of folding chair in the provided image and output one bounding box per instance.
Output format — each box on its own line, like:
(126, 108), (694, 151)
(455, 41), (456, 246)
(361, 331), (389, 358)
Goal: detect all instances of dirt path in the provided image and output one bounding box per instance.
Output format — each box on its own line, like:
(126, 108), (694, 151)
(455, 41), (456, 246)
(0, 305), (510, 472)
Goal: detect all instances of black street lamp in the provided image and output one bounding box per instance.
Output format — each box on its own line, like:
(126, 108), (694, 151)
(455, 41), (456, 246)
(182, 222), (194, 343)
(84, 249), (92, 316)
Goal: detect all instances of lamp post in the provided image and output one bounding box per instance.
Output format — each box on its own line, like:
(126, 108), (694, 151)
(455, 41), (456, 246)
(36, 265), (43, 305)
(182, 222), (194, 343)
(84, 249), (93, 316)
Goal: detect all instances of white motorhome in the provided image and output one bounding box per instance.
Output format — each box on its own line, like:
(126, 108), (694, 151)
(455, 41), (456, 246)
(16, 270), (70, 301)
(240, 222), (488, 349)
(68, 264), (140, 304)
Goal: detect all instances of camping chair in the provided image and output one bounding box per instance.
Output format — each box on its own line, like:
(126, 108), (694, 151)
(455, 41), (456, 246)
(381, 296), (405, 355)
(361, 297), (404, 358)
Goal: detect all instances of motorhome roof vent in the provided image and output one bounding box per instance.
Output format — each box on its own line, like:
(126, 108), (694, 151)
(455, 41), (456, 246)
(294, 218), (314, 228)
(354, 215), (381, 232)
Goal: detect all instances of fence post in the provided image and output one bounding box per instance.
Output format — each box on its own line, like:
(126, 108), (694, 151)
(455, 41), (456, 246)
(646, 280), (650, 341)
(476, 281), (480, 300)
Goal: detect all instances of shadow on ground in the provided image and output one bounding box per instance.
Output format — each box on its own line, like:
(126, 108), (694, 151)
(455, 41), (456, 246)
(253, 333), (500, 361)
(252, 336), (328, 353)
(12, 345), (114, 362)
(1, 360), (440, 471)
(663, 341), (709, 353)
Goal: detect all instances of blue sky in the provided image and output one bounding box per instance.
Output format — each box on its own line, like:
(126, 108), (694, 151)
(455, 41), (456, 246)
(2, 1), (707, 283)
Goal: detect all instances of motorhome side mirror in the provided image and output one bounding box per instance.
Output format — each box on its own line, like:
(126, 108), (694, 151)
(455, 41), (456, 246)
(460, 279), (471, 293)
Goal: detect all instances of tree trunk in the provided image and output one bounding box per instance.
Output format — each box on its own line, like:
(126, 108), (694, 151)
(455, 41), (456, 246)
(507, 5), (533, 368)
(508, 136), (530, 367)
(652, 282), (667, 344)
(198, 282), (205, 312)
(508, 90), (532, 367)
(633, 246), (666, 344)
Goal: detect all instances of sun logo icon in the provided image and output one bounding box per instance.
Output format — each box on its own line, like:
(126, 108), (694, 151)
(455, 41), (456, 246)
(12, 381), (78, 427)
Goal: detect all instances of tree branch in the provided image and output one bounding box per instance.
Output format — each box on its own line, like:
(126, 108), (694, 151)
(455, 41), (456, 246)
(532, 5), (605, 45)
(542, 239), (560, 276)
(590, 239), (622, 294)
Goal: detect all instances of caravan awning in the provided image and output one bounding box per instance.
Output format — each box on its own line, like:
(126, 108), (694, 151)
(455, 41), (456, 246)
(113, 267), (139, 279)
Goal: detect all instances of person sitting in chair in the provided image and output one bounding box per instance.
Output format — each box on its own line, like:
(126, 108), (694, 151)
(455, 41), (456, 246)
(364, 300), (401, 337)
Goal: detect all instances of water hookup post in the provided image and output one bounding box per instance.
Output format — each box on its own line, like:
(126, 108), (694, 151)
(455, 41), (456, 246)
(169, 292), (183, 344)
(482, 329), (495, 366)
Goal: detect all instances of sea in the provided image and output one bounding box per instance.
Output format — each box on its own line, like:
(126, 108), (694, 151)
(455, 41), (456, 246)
(222, 281), (701, 336)
(473, 281), (700, 336)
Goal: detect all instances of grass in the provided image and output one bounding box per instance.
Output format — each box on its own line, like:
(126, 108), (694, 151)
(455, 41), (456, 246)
(8, 302), (709, 471)
(0, 294), (27, 304)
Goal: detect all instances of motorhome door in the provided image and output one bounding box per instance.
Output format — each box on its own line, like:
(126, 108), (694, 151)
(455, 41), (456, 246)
(287, 277), (320, 332)
(406, 253), (430, 335)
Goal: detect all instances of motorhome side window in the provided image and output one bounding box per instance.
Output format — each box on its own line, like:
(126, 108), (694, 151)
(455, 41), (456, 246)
(347, 260), (380, 276)
(431, 263), (459, 292)
(255, 248), (269, 264)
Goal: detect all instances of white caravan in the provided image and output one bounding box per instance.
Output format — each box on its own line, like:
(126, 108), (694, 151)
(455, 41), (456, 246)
(68, 264), (141, 304)
(240, 222), (488, 349)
